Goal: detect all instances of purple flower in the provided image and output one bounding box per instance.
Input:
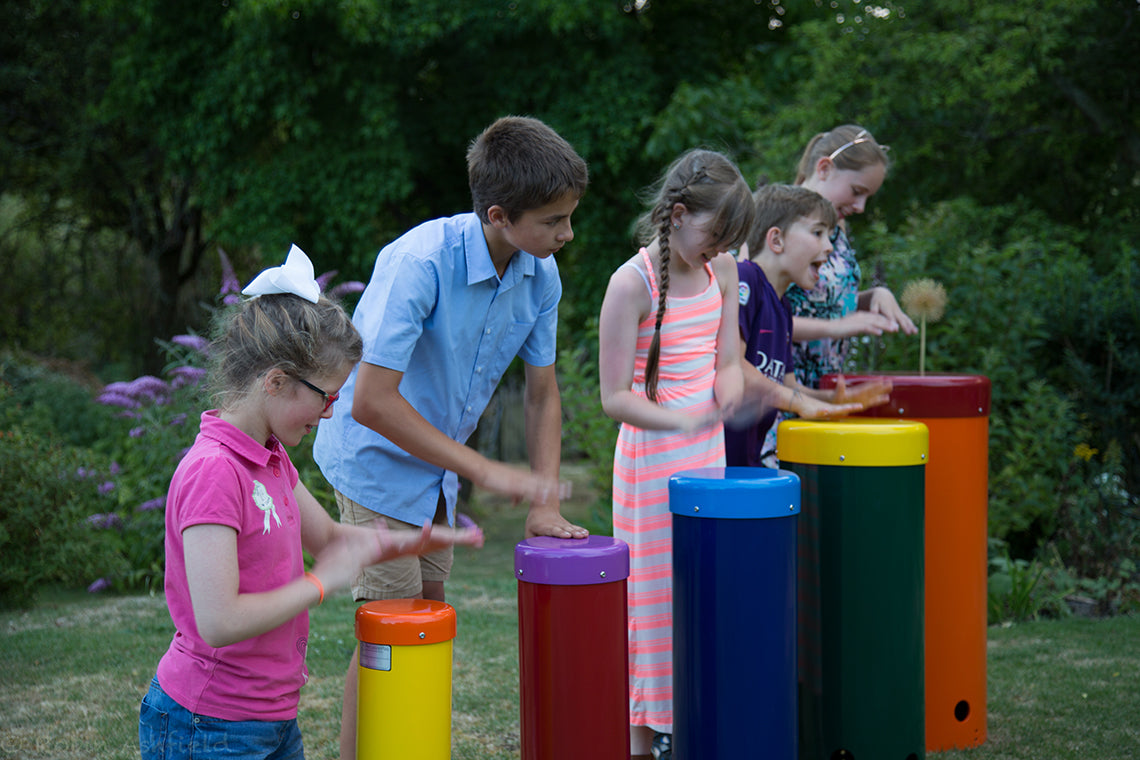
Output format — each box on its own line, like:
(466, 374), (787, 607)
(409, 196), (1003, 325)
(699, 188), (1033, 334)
(169, 366), (207, 389)
(127, 375), (171, 401)
(109, 462), (121, 475)
(98, 481), (116, 495)
(218, 248), (242, 298)
(87, 513), (122, 529)
(87, 578), (111, 593)
(97, 391), (141, 409)
(129, 426), (146, 438)
(328, 281), (366, 298)
(169, 413), (188, 427)
(316, 270), (339, 292)
(137, 496), (167, 512)
(172, 334), (210, 356)
(76, 467), (90, 479)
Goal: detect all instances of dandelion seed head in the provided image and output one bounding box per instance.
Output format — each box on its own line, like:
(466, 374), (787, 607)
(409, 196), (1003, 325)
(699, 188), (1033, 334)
(901, 278), (948, 322)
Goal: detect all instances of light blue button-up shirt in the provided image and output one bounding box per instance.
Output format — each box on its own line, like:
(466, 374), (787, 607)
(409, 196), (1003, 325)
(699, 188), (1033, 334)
(313, 212), (561, 525)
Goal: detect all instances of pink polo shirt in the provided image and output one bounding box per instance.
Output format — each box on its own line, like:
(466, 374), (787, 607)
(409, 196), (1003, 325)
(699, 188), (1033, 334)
(156, 411), (307, 721)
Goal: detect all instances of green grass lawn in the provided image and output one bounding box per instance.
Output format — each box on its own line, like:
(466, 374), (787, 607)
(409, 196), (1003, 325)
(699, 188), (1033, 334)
(2, 483), (1138, 759)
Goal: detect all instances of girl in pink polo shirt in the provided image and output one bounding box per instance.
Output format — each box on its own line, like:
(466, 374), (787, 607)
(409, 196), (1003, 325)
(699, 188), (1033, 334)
(139, 246), (482, 760)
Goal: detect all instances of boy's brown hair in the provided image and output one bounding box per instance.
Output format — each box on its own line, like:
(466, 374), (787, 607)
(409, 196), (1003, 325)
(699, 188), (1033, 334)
(746, 183), (838, 255)
(467, 116), (588, 223)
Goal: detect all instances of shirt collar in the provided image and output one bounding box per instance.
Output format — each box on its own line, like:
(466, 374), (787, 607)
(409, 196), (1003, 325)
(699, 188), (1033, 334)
(463, 213), (536, 288)
(198, 410), (283, 468)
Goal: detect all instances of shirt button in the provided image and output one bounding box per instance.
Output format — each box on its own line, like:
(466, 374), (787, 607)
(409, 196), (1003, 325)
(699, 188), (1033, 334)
(273, 468), (281, 477)
(484, 328), (491, 335)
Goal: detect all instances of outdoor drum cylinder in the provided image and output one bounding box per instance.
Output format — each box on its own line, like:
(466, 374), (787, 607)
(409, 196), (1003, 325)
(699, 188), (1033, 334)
(823, 372), (991, 751)
(515, 535), (630, 760)
(355, 599), (456, 760)
(669, 467), (801, 760)
(778, 418), (928, 760)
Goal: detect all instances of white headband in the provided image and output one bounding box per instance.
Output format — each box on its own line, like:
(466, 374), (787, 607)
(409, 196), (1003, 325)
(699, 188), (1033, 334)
(241, 244), (321, 304)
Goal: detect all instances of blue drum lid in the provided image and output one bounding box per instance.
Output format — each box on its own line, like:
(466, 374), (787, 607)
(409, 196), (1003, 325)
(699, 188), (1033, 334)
(669, 467), (801, 519)
(514, 535), (630, 585)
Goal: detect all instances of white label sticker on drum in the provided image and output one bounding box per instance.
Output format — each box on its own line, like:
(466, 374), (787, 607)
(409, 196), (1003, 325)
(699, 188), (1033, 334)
(359, 642), (392, 671)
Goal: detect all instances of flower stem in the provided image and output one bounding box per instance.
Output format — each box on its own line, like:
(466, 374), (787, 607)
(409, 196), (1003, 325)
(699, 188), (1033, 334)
(919, 316), (927, 376)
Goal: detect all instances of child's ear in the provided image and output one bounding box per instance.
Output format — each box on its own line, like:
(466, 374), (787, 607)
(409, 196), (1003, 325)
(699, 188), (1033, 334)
(263, 368), (289, 396)
(486, 205), (510, 229)
(767, 225), (785, 254)
(815, 156), (833, 181)
(670, 202), (688, 229)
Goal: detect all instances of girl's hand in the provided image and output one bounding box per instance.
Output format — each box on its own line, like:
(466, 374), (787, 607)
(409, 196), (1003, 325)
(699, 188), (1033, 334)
(372, 520), (485, 561)
(833, 310), (900, 338)
(308, 521), (485, 597)
(865, 287), (918, 335)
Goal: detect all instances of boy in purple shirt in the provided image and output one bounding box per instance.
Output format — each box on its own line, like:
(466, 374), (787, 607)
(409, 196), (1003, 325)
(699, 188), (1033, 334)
(725, 184), (891, 467)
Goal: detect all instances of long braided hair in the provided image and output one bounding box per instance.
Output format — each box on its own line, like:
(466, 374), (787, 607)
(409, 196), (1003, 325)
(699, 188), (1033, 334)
(634, 149), (755, 402)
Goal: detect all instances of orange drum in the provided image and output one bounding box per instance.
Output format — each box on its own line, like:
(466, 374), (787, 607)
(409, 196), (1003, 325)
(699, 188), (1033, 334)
(822, 373), (990, 751)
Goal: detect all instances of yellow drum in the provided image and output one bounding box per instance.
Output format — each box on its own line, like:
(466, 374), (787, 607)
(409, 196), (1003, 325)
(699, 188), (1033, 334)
(355, 599), (456, 760)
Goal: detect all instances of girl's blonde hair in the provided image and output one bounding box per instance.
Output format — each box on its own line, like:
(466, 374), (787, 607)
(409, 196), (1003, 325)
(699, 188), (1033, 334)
(635, 148), (755, 402)
(209, 293), (362, 410)
(795, 124), (890, 184)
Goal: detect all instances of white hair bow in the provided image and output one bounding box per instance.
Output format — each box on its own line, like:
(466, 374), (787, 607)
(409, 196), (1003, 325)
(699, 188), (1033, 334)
(241, 244), (321, 304)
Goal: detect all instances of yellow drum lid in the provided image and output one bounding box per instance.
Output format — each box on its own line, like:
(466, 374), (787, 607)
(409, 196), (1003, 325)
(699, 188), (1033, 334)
(777, 418), (929, 467)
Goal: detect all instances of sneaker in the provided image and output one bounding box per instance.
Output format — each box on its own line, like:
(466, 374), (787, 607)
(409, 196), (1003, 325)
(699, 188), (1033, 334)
(650, 732), (672, 760)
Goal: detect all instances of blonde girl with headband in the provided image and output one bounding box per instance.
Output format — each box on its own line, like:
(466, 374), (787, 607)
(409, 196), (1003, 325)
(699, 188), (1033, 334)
(598, 149), (755, 760)
(788, 124), (917, 388)
(138, 246), (482, 760)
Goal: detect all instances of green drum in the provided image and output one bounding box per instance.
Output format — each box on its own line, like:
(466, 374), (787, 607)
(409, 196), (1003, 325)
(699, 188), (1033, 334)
(778, 419), (929, 760)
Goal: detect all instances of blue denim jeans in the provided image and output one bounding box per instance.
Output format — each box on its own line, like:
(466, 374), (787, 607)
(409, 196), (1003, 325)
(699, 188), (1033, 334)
(139, 677), (305, 760)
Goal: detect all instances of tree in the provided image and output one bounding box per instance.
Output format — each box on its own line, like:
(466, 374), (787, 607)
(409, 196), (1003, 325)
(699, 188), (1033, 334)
(3, 0), (794, 372)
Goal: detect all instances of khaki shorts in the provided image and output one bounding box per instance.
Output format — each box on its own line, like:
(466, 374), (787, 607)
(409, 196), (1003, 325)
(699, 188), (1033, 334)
(335, 490), (454, 601)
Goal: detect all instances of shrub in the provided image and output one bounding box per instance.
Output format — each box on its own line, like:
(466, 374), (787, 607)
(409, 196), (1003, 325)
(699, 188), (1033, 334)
(0, 351), (121, 450)
(856, 199), (1134, 549)
(0, 418), (122, 609)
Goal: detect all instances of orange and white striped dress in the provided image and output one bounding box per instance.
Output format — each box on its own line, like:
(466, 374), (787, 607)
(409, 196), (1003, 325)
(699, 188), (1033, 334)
(612, 247), (726, 733)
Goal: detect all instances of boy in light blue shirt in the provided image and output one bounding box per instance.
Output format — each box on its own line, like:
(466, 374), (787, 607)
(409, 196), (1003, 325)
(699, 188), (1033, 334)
(313, 116), (589, 759)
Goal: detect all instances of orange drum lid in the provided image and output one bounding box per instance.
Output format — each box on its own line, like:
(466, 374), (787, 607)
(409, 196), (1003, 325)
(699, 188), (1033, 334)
(354, 598), (456, 645)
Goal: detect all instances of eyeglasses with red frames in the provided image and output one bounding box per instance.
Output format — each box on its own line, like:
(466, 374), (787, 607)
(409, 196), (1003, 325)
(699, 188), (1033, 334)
(295, 377), (339, 413)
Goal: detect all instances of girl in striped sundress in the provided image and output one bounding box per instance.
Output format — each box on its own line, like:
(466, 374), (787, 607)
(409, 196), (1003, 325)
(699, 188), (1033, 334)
(598, 149), (756, 760)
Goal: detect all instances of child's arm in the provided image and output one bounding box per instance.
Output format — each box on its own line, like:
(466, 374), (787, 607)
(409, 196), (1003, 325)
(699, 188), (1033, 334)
(792, 311), (901, 342)
(183, 483), (483, 649)
(711, 253), (744, 418)
(522, 361), (588, 539)
(598, 265), (718, 432)
(351, 362), (564, 507)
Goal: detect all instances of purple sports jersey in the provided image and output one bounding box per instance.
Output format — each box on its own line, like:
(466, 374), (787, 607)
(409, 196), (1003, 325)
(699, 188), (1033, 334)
(724, 260), (793, 467)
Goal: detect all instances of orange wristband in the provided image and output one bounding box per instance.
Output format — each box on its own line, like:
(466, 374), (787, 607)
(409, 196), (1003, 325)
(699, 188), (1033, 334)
(303, 572), (324, 605)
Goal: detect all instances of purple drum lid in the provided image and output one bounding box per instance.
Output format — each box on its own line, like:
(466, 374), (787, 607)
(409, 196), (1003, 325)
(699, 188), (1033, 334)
(514, 535), (630, 585)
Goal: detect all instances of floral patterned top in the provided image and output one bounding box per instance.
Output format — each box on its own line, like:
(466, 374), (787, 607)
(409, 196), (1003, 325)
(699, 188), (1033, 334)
(785, 226), (861, 389)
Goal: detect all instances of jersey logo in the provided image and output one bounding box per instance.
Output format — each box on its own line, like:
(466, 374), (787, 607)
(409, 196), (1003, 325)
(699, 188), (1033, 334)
(738, 281), (751, 306)
(252, 480), (281, 534)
